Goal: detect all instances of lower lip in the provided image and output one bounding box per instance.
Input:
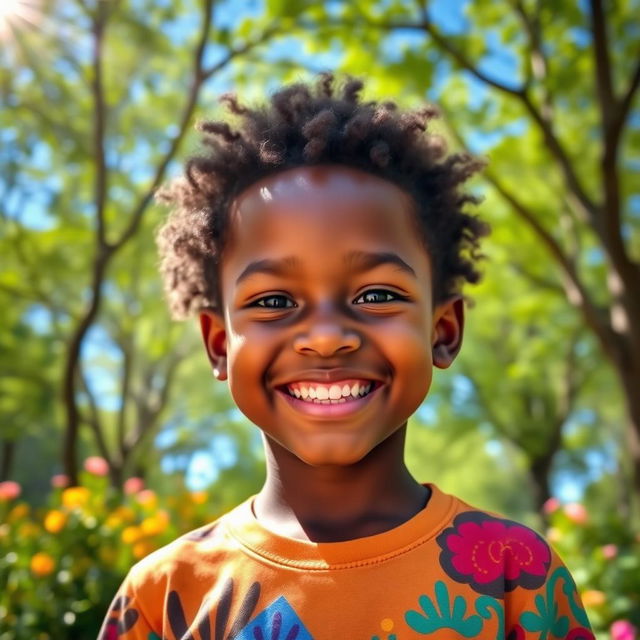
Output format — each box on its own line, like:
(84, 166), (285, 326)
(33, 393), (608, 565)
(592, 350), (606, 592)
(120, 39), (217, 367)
(276, 385), (382, 419)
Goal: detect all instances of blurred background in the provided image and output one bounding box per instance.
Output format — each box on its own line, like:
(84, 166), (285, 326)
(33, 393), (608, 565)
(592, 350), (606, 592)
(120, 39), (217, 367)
(0, 0), (638, 638)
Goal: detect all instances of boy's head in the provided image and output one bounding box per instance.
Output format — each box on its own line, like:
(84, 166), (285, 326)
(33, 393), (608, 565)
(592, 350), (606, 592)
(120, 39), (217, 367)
(156, 74), (488, 466)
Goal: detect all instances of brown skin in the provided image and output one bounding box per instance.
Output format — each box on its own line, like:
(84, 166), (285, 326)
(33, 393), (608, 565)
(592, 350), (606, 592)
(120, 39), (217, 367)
(200, 166), (464, 542)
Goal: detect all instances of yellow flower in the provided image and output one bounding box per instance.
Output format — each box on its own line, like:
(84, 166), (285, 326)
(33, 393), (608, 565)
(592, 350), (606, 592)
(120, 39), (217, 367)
(121, 526), (144, 544)
(62, 487), (90, 510)
(99, 546), (118, 565)
(115, 506), (135, 522)
(19, 522), (40, 538)
(582, 590), (606, 607)
(133, 540), (155, 559)
(136, 490), (157, 509)
(44, 510), (67, 534)
(8, 503), (29, 522)
(31, 552), (55, 577)
(190, 492), (207, 505)
(141, 511), (169, 537)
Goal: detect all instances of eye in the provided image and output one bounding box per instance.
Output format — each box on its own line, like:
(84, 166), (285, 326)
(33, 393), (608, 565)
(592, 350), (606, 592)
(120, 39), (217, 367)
(353, 289), (406, 304)
(253, 294), (296, 309)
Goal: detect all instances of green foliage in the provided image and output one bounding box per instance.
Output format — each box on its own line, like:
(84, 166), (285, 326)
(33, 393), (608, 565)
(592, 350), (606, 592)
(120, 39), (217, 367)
(544, 499), (640, 637)
(0, 464), (260, 639)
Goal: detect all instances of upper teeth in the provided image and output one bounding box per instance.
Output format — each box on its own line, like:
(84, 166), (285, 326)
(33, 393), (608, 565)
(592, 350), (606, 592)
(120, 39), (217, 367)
(287, 381), (372, 402)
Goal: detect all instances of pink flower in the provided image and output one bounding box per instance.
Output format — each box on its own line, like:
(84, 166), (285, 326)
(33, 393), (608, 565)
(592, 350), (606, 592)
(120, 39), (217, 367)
(542, 497), (561, 514)
(51, 474), (70, 488)
(611, 620), (637, 640)
(564, 502), (588, 524)
(84, 456), (109, 476)
(123, 477), (144, 495)
(437, 512), (551, 597)
(601, 544), (618, 559)
(0, 481), (21, 500)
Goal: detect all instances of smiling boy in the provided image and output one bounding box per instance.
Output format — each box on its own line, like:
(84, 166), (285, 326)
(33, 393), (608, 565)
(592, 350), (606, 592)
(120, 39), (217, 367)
(99, 75), (592, 639)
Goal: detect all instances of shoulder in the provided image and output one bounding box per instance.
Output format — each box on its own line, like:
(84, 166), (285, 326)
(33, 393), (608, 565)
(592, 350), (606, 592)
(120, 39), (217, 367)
(435, 492), (554, 598)
(125, 509), (235, 589)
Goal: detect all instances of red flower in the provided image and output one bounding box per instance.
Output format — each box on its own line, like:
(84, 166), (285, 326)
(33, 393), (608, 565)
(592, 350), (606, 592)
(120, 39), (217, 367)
(567, 628), (596, 640)
(437, 512), (551, 597)
(506, 625), (525, 640)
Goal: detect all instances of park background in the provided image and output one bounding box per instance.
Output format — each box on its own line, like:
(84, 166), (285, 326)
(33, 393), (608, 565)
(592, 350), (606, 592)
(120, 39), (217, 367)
(0, 0), (638, 638)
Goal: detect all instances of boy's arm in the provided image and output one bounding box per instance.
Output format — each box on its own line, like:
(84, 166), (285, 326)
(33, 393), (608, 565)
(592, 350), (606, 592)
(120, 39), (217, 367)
(507, 549), (594, 639)
(97, 574), (159, 640)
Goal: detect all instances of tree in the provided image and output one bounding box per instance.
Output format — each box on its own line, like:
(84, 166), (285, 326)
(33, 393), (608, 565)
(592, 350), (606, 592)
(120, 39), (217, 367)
(0, 0), (279, 487)
(283, 0), (640, 496)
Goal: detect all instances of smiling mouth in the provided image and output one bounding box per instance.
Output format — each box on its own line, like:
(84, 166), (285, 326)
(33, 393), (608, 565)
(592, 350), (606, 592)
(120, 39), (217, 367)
(282, 379), (376, 404)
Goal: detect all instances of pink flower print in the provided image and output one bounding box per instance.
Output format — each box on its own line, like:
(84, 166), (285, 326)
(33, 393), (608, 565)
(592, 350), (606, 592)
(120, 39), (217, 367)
(437, 512), (551, 597)
(566, 628), (596, 640)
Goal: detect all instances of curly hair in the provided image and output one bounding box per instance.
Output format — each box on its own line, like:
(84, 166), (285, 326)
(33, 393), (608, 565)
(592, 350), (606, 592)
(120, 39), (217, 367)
(156, 73), (489, 319)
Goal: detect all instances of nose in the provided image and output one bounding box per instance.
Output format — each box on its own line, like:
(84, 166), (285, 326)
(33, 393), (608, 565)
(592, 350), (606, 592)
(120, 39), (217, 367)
(293, 307), (361, 357)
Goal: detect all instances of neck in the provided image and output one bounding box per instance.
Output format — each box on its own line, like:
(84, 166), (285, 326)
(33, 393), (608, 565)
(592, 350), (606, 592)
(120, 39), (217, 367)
(253, 427), (429, 542)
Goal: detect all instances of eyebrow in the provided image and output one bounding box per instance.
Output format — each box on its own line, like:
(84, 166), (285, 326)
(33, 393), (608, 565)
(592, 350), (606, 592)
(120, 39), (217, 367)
(344, 250), (417, 278)
(235, 250), (416, 286)
(236, 256), (301, 285)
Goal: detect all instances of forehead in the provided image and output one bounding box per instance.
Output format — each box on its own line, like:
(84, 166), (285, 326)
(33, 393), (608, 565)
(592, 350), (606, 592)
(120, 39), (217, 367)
(223, 165), (431, 280)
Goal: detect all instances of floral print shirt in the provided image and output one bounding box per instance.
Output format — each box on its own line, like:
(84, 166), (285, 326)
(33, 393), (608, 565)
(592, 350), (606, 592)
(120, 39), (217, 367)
(98, 484), (593, 639)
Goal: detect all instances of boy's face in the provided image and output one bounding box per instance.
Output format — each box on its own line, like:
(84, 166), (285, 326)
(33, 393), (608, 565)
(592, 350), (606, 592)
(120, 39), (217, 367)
(201, 166), (463, 467)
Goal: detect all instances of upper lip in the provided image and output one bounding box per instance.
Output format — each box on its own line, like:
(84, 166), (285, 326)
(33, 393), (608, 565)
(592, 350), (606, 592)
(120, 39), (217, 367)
(272, 368), (384, 387)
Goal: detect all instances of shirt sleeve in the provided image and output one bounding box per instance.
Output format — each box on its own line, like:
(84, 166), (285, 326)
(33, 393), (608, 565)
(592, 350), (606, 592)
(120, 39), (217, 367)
(97, 574), (160, 640)
(505, 550), (594, 640)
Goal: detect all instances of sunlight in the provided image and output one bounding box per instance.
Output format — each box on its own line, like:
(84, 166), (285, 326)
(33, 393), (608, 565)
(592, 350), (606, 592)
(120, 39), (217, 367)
(0, 0), (42, 39)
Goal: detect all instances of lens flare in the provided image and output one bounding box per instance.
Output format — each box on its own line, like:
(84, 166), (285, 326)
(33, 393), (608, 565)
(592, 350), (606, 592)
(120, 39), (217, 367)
(0, 0), (42, 39)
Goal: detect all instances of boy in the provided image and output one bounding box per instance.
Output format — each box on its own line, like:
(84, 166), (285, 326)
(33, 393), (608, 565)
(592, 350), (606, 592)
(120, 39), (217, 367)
(99, 75), (592, 639)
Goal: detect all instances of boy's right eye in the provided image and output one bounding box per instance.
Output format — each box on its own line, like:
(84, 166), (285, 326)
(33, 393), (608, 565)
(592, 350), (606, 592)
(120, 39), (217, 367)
(252, 295), (296, 309)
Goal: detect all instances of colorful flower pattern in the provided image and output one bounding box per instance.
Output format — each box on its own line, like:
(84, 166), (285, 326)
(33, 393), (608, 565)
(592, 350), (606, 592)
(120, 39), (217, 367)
(436, 512), (551, 597)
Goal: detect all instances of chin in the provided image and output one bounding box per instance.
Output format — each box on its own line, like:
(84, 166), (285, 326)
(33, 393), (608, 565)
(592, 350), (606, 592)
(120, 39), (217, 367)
(292, 443), (374, 468)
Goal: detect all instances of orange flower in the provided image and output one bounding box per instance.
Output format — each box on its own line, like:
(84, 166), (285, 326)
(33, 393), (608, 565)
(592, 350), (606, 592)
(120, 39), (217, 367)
(31, 552), (55, 576)
(190, 491), (208, 505)
(122, 526), (144, 544)
(133, 540), (155, 559)
(62, 486), (90, 510)
(19, 522), (40, 538)
(581, 590), (606, 607)
(44, 510), (67, 534)
(564, 502), (588, 524)
(141, 510), (169, 537)
(8, 503), (29, 522)
(136, 489), (157, 508)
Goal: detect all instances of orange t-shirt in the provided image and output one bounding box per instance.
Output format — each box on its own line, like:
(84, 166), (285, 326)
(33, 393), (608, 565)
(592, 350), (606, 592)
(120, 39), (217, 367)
(99, 485), (592, 639)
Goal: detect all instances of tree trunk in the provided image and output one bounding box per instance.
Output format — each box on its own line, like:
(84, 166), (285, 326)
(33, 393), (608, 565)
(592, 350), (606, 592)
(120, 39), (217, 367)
(0, 439), (16, 481)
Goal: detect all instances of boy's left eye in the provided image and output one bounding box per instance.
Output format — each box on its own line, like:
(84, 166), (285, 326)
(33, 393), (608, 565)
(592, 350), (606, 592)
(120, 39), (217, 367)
(253, 295), (296, 309)
(353, 289), (405, 304)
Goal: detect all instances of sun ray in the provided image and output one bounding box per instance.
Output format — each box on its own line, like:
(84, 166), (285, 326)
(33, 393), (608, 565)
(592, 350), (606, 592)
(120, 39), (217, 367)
(0, 0), (43, 40)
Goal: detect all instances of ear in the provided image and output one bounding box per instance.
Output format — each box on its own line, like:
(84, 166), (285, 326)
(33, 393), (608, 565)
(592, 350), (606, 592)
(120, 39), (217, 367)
(199, 310), (228, 381)
(431, 296), (464, 369)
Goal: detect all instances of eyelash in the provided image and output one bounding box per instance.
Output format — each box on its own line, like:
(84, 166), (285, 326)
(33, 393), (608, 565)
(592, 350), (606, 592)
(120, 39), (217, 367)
(251, 289), (408, 309)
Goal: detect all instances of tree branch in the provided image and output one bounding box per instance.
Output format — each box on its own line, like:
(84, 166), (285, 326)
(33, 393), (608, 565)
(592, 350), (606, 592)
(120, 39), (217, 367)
(91, 3), (109, 246)
(613, 57), (640, 141)
(78, 365), (113, 466)
(363, 13), (599, 220)
(589, 0), (616, 128)
(485, 172), (614, 354)
(513, 0), (553, 121)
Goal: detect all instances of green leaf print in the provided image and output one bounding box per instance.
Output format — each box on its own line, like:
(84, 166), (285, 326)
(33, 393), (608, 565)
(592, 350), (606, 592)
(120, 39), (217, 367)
(520, 567), (572, 639)
(405, 581), (483, 637)
(475, 596), (504, 640)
